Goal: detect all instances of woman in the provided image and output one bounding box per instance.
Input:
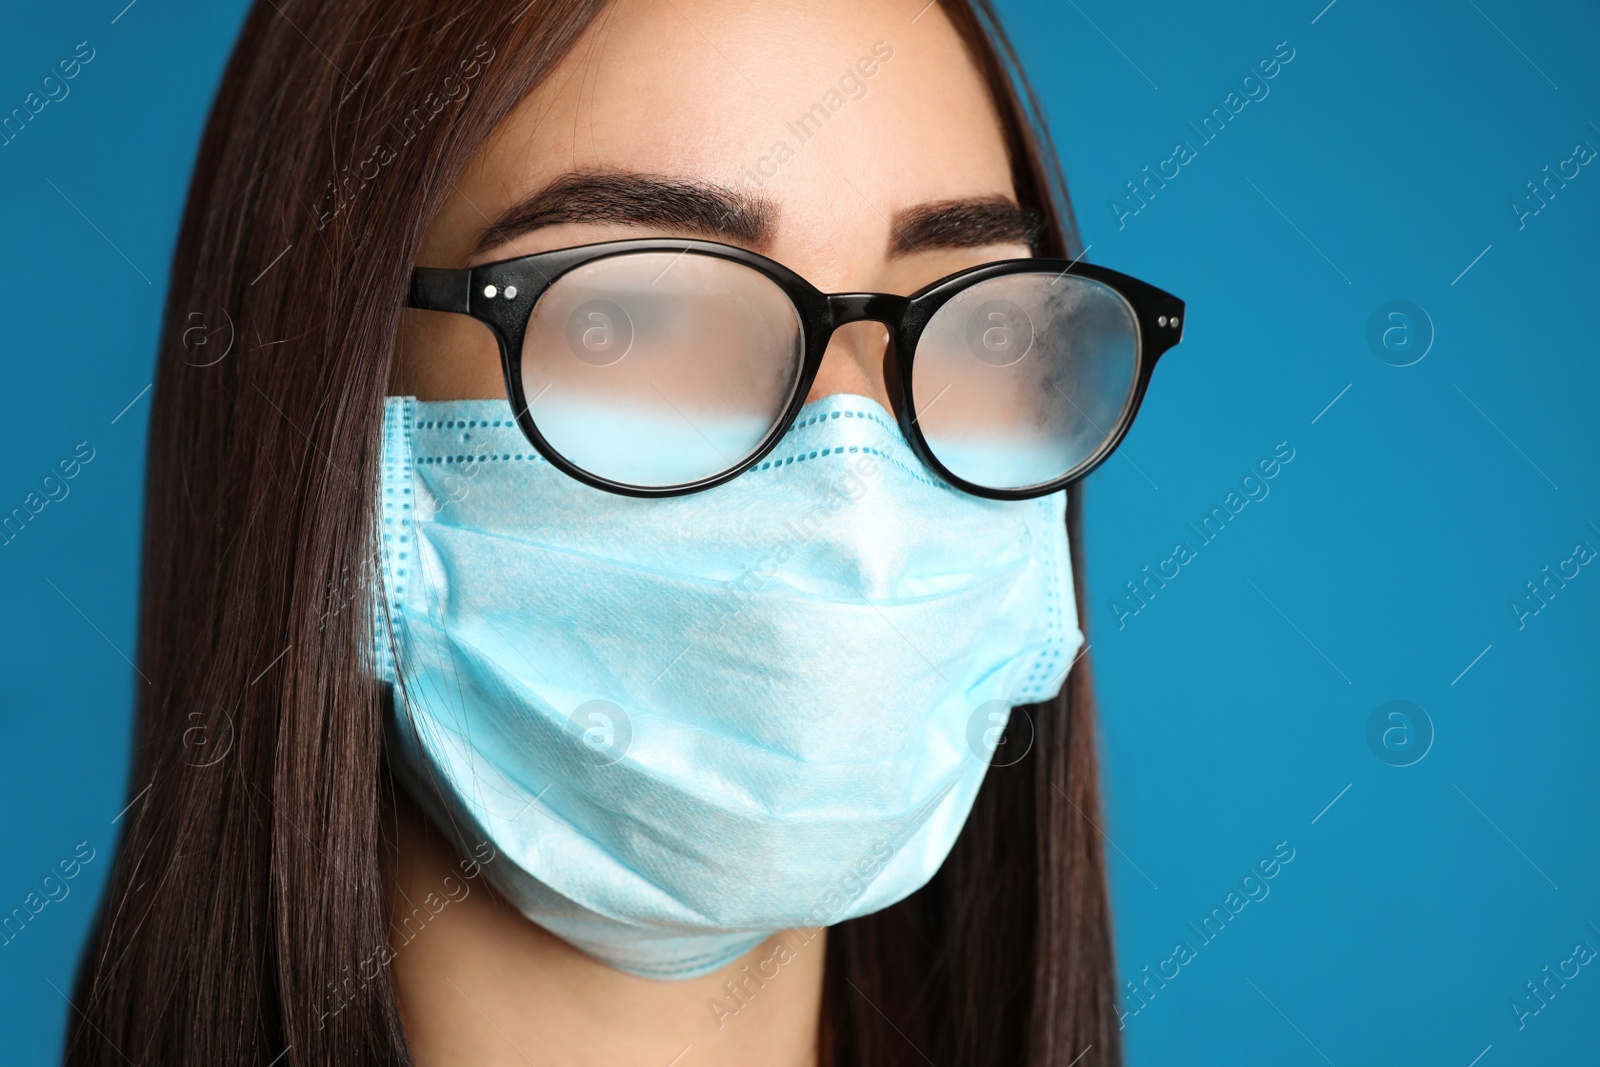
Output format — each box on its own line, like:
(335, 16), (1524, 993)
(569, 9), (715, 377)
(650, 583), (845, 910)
(67, 0), (1184, 1063)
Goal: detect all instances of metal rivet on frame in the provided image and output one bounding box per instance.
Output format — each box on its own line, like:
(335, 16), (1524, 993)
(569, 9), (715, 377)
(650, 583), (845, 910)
(483, 284), (498, 298)
(504, 286), (518, 299)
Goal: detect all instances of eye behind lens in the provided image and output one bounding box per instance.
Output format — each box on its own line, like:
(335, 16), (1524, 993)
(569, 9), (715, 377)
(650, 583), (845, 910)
(517, 251), (806, 489)
(912, 272), (1140, 492)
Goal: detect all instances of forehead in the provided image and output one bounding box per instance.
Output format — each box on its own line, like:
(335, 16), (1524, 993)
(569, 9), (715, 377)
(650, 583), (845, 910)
(456, 0), (1017, 248)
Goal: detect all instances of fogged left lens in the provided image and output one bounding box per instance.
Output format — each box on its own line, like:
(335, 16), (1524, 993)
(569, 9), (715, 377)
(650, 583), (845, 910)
(912, 272), (1140, 492)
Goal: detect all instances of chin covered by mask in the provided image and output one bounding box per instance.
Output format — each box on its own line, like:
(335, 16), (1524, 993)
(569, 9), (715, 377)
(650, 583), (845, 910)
(371, 391), (1082, 979)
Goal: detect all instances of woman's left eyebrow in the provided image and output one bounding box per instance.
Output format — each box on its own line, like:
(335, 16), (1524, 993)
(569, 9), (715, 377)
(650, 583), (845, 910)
(888, 196), (1043, 257)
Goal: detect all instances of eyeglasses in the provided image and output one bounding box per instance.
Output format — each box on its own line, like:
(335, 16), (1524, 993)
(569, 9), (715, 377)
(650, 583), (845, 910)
(406, 238), (1184, 500)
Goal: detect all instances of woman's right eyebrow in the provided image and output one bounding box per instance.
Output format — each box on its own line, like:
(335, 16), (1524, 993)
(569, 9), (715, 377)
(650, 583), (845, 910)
(472, 171), (777, 257)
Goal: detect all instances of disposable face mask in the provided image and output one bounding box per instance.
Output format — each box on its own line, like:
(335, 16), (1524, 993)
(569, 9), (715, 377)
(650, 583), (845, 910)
(371, 391), (1083, 979)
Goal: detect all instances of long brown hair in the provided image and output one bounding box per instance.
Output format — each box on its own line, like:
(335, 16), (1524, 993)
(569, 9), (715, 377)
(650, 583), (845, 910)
(66, 1), (1119, 1064)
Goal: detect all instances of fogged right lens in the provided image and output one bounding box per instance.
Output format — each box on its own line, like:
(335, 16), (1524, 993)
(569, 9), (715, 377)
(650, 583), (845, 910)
(519, 251), (805, 489)
(912, 272), (1140, 491)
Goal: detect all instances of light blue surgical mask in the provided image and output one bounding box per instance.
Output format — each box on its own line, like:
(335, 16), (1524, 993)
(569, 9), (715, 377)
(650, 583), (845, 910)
(371, 391), (1082, 979)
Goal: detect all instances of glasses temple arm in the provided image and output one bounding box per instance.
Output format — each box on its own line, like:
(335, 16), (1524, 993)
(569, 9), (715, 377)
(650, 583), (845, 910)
(407, 267), (472, 313)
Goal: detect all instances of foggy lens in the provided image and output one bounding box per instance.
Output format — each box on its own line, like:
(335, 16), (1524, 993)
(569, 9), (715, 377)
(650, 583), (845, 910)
(520, 252), (804, 488)
(913, 273), (1139, 491)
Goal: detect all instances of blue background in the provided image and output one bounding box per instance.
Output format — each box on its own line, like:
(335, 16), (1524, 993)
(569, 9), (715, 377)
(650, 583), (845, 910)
(1, 0), (1595, 1063)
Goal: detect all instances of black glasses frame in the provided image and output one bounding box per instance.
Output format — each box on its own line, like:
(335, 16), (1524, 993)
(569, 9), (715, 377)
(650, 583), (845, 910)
(406, 237), (1185, 500)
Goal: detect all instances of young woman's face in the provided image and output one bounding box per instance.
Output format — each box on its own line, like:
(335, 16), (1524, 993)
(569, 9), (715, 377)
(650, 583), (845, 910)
(393, 0), (1036, 407)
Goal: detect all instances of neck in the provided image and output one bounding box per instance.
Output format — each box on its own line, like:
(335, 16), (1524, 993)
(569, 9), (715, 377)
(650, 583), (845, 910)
(387, 793), (826, 1066)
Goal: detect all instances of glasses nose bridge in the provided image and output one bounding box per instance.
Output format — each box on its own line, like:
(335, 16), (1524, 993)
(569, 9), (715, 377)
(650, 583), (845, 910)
(823, 292), (910, 338)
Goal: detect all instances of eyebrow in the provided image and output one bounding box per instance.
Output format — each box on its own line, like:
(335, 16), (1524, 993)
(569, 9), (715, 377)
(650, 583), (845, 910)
(889, 196), (1043, 257)
(472, 171), (1043, 259)
(473, 172), (775, 256)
